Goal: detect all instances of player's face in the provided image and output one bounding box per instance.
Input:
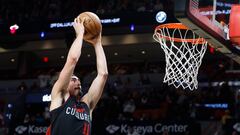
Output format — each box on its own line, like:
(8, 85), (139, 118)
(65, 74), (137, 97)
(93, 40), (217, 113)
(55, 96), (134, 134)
(68, 76), (82, 96)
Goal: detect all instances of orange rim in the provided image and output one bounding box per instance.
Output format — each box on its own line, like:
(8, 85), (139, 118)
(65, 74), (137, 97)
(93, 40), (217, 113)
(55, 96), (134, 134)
(155, 23), (206, 44)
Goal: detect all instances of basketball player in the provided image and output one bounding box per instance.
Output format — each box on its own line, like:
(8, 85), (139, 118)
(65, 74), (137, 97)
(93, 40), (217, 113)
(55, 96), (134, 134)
(46, 16), (108, 135)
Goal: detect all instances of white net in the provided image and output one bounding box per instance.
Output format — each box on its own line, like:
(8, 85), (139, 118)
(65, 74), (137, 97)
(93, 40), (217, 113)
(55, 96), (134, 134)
(153, 23), (208, 90)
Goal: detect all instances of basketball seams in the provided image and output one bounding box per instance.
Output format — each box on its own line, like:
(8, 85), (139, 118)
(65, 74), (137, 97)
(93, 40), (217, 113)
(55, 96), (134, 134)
(78, 12), (102, 41)
(83, 13), (96, 36)
(83, 12), (101, 38)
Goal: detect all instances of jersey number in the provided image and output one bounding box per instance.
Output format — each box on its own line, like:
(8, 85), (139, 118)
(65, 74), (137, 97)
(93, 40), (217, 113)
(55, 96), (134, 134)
(83, 123), (90, 135)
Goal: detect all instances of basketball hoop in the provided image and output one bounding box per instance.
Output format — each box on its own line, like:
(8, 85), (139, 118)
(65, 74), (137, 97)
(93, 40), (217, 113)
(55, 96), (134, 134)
(153, 23), (208, 90)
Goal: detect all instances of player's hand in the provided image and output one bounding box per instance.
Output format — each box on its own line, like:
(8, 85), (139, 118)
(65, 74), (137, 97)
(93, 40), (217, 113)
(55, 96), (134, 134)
(85, 33), (102, 46)
(73, 16), (85, 37)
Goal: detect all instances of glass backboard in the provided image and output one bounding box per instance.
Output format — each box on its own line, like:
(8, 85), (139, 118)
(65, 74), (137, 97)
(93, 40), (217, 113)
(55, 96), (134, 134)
(174, 0), (240, 64)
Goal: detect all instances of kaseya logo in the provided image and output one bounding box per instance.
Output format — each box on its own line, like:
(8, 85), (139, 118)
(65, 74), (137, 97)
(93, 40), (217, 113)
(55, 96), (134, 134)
(233, 123), (240, 132)
(105, 123), (188, 135)
(15, 126), (27, 134)
(15, 125), (48, 134)
(106, 125), (120, 134)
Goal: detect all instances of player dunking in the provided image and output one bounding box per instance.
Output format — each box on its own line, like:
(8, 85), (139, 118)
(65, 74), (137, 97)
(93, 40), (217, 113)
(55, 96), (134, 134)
(46, 16), (108, 135)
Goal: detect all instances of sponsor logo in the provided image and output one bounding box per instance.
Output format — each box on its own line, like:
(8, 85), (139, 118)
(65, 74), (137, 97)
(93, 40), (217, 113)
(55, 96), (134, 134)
(106, 125), (120, 134)
(156, 11), (167, 23)
(28, 125), (48, 134)
(107, 123), (188, 135)
(154, 123), (188, 133)
(233, 123), (240, 132)
(15, 125), (48, 134)
(15, 126), (27, 134)
(42, 94), (51, 102)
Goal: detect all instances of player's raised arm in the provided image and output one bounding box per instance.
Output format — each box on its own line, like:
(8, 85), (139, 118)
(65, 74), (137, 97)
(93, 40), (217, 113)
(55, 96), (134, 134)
(84, 34), (108, 111)
(50, 17), (85, 111)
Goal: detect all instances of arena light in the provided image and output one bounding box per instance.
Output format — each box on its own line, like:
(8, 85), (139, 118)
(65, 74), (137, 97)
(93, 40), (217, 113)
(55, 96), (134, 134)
(209, 46), (215, 54)
(141, 50), (146, 54)
(130, 24), (135, 32)
(60, 55), (65, 59)
(6, 113), (12, 120)
(10, 58), (15, 62)
(7, 104), (12, 108)
(42, 57), (49, 63)
(156, 11), (167, 23)
(40, 32), (45, 38)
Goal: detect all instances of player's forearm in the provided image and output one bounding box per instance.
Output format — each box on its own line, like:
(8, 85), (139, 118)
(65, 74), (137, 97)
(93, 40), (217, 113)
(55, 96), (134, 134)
(94, 44), (108, 76)
(56, 34), (84, 91)
(67, 34), (84, 63)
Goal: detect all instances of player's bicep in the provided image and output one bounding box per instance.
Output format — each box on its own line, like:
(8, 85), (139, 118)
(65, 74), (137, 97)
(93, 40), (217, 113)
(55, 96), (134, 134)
(51, 59), (76, 95)
(86, 74), (108, 110)
(49, 59), (76, 111)
(50, 81), (64, 111)
(51, 80), (63, 100)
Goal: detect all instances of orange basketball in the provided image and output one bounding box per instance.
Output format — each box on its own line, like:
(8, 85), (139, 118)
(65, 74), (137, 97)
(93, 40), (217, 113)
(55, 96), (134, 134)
(78, 12), (102, 42)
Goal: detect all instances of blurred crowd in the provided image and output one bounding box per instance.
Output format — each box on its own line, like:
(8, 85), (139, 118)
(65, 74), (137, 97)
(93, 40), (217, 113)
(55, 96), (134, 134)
(0, 0), (172, 23)
(0, 61), (239, 135)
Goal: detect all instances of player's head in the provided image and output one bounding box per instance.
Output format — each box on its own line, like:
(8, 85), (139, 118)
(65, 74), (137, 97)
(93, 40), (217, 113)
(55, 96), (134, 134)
(68, 75), (82, 97)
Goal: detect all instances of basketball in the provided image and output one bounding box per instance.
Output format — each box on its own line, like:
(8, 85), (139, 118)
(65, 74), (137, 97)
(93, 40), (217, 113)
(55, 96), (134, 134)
(78, 12), (102, 42)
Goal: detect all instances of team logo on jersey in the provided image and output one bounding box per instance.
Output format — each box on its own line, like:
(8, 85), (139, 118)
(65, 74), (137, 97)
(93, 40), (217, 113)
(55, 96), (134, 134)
(65, 107), (90, 122)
